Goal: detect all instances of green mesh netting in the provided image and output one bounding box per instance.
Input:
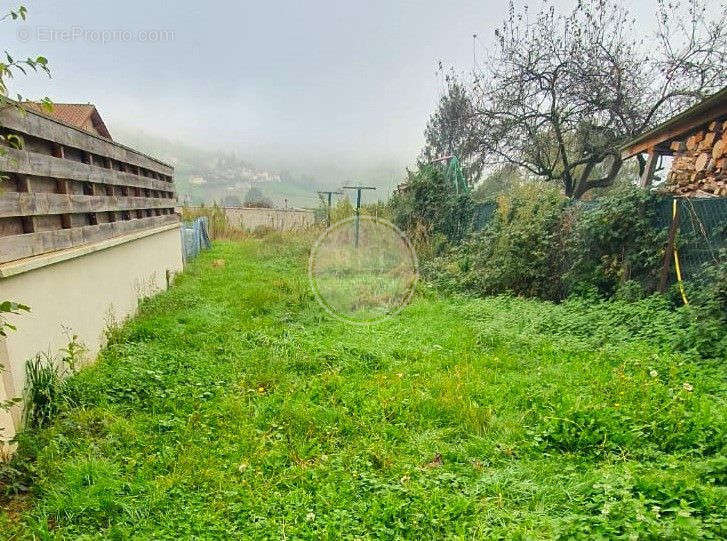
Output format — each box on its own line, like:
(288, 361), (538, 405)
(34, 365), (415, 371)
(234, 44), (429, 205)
(472, 201), (496, 231)
(445, 156), (468, 195)
(653, 198), (727, 280)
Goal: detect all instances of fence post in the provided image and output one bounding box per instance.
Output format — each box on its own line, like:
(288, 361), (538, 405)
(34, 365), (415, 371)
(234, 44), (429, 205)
(180, 225), (187, 265)
(657, 198), (679, 293)
(640, 148), (658, 188)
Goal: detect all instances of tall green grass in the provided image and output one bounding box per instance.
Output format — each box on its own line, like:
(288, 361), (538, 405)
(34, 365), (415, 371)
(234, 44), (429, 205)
(1, 235), (725, 539)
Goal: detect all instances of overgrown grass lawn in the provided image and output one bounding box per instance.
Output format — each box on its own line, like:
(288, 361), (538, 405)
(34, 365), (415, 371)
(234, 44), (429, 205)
(2, 235), (726, 538)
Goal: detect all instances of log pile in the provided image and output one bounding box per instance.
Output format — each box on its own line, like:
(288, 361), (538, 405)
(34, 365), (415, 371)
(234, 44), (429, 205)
(667, 119), (727, 197)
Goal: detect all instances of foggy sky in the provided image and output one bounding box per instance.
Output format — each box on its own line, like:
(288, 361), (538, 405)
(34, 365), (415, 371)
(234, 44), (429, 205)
(4, 1), (688, 179)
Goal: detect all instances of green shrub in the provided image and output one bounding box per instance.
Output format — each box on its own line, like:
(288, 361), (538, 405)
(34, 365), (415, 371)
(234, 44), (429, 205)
(683, 253), (727, 323)
(567, 188), (666, 297)
(422, 184), (723, 303)
(23, 354), (65, 430)
(330, 197), (354, 223)
(531, 293), (727, 359)
(22, 334), (86, 430)
(391, 165), (474, 248)
(425, 184), (571, 300)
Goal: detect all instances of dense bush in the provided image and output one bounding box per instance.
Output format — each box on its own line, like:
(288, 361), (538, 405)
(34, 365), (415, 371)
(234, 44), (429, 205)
(567, 188), (666, 297)
(391, 165), (474, 257)
(423, 186), (671, 301)
(442, 184), (571, 299)
(685, 252), (727, 321)
(410, 184), (727, 358)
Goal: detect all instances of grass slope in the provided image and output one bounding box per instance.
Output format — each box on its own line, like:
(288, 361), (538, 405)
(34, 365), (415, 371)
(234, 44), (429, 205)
(1, 235), (726, 539)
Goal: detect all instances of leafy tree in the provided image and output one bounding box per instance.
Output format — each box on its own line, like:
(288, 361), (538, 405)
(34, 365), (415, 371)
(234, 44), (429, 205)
(243, 186), (273, 208)
(0, 300), (29, 338)
(427, 0), (727, 198)
(0, 6), (50, 99)
(0, 5), (51, 172)
(472, 164), (527, 202)
(421, 78), (481, 185)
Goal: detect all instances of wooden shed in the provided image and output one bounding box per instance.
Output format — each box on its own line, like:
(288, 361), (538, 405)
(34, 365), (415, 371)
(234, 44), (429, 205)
(622, 86), (727, 197)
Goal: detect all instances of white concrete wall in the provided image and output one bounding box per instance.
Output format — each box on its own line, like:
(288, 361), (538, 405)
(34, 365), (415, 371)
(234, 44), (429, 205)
(224, 207), (315, 231)
(0, 227), (183, 446)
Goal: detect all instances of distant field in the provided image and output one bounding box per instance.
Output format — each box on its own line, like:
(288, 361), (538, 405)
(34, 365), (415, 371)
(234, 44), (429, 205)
(1, 235), (725, 538)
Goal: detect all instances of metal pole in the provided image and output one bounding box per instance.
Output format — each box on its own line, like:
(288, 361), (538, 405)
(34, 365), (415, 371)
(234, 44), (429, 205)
(354, 189), (361, 248)
(342, 186), (376, 249)
(317, 191), (342, 228)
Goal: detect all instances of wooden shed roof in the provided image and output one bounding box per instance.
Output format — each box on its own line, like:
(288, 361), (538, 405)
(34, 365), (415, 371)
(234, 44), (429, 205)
(621, 86), (727, 159)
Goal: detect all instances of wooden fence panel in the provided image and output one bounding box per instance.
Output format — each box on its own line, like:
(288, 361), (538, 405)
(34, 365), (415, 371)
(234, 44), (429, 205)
(0, 214), (178, 263)
(0, 106), (173, 176)
(1, 103), (179, 266)
(0, 192), (173, 218)
(1, 147), (172, 192)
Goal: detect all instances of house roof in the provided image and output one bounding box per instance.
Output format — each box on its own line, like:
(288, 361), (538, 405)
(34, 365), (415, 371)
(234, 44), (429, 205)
(7, 99), (172, 169)
(23, 102), (113, 140)
(621, 86), (727, 159)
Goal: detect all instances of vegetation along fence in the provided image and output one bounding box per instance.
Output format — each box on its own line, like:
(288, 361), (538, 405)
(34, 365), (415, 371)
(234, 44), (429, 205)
(472, 196), (727, 284)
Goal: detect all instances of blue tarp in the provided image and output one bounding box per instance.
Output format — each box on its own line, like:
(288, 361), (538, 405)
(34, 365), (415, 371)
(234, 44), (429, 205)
(181, 217), (211, 262)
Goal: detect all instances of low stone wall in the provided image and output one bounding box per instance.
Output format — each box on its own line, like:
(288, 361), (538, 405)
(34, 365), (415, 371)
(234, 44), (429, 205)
(667, 119), (727, 197)
(223, 207), (315, 231)
(0, 226), (183, 448)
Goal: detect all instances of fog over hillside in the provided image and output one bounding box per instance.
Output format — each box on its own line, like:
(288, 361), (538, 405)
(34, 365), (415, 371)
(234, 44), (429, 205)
(7, 0), (486, 208)
(111, 124), (404, 208)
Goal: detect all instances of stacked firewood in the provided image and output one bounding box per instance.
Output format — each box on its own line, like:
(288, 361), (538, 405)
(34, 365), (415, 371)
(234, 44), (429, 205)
(667, 119), (727, 197)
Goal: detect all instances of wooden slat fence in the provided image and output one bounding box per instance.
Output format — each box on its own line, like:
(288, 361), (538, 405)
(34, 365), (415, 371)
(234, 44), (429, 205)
(0, 103), (178, 265)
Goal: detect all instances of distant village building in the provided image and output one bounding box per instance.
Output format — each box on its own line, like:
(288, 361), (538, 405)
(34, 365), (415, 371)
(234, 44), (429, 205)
(622, 86), (727, 197)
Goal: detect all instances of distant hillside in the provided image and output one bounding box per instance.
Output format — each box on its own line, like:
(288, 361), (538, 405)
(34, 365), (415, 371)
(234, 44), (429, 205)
(109, 126), (321, 208)
(110, 125), (403, 209)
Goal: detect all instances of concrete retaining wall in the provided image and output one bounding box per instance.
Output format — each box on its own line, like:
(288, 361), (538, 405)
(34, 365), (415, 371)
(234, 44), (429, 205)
(223, 207), (315, 231)
(0, 226), (183, 448)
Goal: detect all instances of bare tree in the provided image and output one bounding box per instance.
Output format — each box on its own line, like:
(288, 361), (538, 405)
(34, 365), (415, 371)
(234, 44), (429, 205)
(430, 0), (727, 198)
